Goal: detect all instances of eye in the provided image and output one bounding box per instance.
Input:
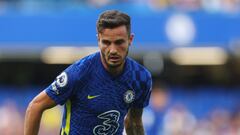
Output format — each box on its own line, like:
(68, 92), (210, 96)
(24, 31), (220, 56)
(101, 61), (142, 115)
(102, 40), (111, 46)
(114, 39), (125, 45)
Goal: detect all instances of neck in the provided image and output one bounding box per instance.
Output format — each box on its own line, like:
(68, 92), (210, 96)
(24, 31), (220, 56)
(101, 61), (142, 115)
(108, 64), (125, 76)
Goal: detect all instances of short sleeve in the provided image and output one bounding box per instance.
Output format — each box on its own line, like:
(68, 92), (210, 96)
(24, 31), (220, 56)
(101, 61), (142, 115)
(45, 58), (90, 105)
(132, 71), (152, 108)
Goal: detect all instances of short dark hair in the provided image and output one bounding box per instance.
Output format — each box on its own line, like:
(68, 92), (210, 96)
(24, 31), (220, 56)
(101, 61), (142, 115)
(97, 10), (131, 36)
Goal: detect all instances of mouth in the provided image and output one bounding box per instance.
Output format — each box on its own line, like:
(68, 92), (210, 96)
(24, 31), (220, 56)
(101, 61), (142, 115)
(108, 55), (121, 62)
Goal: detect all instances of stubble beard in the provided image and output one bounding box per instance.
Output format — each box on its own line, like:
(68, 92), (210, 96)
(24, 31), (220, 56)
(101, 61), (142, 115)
(101, 48), (129, 69)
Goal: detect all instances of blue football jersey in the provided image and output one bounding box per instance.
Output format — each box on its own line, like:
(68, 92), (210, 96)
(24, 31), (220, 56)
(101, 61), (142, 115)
(45, 52), (152, 135)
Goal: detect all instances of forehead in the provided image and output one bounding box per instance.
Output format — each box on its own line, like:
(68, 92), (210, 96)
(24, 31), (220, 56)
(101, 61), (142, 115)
(99, 25), (128, 40)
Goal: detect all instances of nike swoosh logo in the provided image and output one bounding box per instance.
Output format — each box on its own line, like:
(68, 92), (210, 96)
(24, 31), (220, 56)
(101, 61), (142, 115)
(87, 95), (100, 99)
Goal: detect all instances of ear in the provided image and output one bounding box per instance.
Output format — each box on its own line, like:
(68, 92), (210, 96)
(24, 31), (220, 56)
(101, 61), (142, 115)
(96, 33), (99, 41)
(96, 33), (100, 41)
(129, 33), (134, 46)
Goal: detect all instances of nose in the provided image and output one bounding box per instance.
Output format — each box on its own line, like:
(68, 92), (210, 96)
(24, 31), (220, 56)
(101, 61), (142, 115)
(109, 44), (117, 54)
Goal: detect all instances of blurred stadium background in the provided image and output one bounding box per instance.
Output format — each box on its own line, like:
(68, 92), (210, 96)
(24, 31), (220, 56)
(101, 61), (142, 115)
(1, 0), (240, 135)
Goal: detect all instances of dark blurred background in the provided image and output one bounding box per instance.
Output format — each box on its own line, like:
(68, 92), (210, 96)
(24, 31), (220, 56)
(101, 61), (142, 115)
(0, 0), (240, 135)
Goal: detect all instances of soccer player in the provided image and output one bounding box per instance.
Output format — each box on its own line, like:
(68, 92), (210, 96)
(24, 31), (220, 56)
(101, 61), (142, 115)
(24, 10), (152, 135)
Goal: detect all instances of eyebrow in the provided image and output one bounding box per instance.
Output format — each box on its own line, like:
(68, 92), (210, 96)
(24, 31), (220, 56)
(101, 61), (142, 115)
(101, 39), (125, 44)
(114, 39), (125, 43)
(101, 39), (111, 43)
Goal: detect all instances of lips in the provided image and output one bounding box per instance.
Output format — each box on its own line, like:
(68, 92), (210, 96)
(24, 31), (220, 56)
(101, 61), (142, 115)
(109, 56), (120, 62)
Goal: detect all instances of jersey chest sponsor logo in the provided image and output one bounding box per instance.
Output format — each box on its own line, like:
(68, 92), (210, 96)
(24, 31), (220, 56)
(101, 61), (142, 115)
(123, 90), (135, 104)
(93, 110), (120, 135)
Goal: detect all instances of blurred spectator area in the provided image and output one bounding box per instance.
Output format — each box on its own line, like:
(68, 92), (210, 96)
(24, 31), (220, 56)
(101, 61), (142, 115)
(0, 0), (239, 13)
(143, 86), (240, 135)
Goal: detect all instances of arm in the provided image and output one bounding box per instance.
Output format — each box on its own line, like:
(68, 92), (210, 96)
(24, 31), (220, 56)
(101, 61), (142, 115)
(24, 91), (57, 135)
(124, 108), (145, 135)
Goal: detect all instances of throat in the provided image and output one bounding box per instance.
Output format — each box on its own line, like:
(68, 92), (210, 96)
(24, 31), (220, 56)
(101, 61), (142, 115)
(107, 66), (124, 77)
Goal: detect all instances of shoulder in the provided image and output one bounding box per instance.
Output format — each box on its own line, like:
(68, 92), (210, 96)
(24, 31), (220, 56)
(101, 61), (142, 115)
(127, 57), (152, 80)
(73, 52), (99, 70)
(65, 52), (99, 79)
(127, 57), (152, 94)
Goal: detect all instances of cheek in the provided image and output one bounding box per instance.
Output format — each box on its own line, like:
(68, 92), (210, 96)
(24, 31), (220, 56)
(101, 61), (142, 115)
(100, 46), (110, 56)
(99, 44), (106, 52)
(120, 45), (129, 53)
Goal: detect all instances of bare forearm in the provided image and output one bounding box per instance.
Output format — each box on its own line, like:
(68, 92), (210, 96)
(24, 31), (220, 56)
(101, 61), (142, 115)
(24, 104), (43, 135)
(125, 123), (145, 135)
(125, 108), (145, 135)
(24, 91), (56, 135)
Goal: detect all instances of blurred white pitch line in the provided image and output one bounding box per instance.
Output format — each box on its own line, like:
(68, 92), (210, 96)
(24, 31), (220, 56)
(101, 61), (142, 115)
(170, 47), (228, 65)
(41, 46), (99, 64)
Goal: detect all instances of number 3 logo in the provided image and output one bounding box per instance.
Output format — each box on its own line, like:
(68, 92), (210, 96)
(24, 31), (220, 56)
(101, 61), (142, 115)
(93, 110), (120, 135)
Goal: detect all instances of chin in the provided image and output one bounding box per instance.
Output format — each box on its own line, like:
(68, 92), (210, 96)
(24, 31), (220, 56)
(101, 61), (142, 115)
(107, 62), (122, 68)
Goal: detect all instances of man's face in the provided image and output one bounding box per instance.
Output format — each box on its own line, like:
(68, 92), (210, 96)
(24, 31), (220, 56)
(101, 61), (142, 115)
(98, 25), (133, 69)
